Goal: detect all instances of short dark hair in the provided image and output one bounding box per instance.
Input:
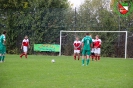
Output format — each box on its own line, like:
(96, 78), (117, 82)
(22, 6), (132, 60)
(3, 30), (6, 34)
(86, 32), (89, 35)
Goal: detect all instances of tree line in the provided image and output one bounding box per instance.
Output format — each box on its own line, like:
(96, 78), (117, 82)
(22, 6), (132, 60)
(0, 0), (133, 57)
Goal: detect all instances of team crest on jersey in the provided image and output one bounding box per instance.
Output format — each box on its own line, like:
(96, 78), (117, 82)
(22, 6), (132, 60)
(114, 0), (133, 17)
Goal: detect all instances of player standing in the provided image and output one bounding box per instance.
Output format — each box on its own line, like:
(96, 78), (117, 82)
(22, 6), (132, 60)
(73, 37), (81, 60)
(20, 35), (30, 58)
(0, 31), (7, 63)
(90, 35), (95, 61)
(81, 33), (93, 66)
(94, 35), (102, 61)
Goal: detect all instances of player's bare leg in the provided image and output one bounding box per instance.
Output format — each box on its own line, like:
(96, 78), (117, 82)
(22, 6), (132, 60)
(74, 53), (76, 60)
(25, 52), (28, 58)
(82, 56), (85, 66)
(89, 55), (93, 61)
(98, 54), (100, 60)
(91, 55), (93, 61)
(91, 53), (95, 61)
(78, 53), (80, 60)
(95, 53), (98, 61)
(86, 55), (90, 66)
(1, 54), (5, 62)
(92, 55), (95, 60)
(20, 52), (25, 58)
(0, 54), (3, 63)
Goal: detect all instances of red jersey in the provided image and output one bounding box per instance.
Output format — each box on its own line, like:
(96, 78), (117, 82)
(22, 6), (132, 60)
(22, 39), (29, 46)
(73, 41), (81, 50)
(94, 39), (101, 48)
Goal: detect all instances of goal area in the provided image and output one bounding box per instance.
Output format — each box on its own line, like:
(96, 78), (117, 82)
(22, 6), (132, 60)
(59, 31), (128, 59)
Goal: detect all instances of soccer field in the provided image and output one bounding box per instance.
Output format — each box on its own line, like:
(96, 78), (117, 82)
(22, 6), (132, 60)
(0, 55), (133, 88)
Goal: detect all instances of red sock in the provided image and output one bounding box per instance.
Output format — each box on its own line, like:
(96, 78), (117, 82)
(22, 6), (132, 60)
(78, 56), (80, 60)
(25, 54), (27, 58)
(20, 53), (25, 57)
(92, 55), (94, 60)
(98, 56), (100, 60)
(74, 55), (76, 60)
(95, 56), (97, 61)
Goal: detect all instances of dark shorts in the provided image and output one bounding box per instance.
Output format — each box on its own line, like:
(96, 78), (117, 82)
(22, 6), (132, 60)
(91, 52), (95, 55)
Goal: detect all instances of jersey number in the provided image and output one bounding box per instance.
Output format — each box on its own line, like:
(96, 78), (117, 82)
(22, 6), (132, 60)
(87, 40), (90, 45)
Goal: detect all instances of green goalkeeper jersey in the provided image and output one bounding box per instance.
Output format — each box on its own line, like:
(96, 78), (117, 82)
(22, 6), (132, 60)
(0, 34), (6, 46)
(82, 36), (92, 50)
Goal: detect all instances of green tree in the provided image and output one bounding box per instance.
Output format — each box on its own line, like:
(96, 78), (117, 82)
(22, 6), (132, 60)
(0, 0), (70, 54)
(76, 0), (133, 57)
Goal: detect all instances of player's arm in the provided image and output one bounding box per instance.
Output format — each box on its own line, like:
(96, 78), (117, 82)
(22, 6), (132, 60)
(21, 41), (23, 49)
(28, 41), (30, 48)
(2, 35), (6, 45)
(3, 38), (6, 45)
(90, 43), (93, 48)
(28, 45), (30, 48)
(73, 42), (77, 49)
(81, 43), (84, 48)
(81, 38), (84, 49)
(90, 39), (93, 49)
(76, 42), (82, 48)
(73, 42), (75, 47)
(97, 39), (102, 47)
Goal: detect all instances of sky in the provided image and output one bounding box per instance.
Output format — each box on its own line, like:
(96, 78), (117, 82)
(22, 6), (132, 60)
(68, 0), (85, 8)
(68, 0), (111, 10)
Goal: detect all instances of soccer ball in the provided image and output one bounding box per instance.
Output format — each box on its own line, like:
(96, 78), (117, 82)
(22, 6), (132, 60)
(51, 59), (55, 63)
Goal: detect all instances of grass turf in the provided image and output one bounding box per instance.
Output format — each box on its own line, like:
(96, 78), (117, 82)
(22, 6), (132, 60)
(0, 55), (133, 88)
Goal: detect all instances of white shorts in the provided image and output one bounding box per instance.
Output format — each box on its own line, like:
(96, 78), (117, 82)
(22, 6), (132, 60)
(94, 48), (101, 54)
(91, 48), (95, 53)
(74, 50), (80, 54)
(23, 46), (28, 53)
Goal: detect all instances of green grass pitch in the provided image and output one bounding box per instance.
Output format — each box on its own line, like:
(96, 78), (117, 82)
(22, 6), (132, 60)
(0, 55), (133, 88)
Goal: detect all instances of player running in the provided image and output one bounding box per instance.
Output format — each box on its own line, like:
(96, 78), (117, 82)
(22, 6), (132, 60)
(90, 35), (95, 61)
(20, 35), (30, 58)
(0, 31), (7, 63)
(94, 35), (102, 61)
(81, 33), (93, 66)
(73, 37), (81, 60)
